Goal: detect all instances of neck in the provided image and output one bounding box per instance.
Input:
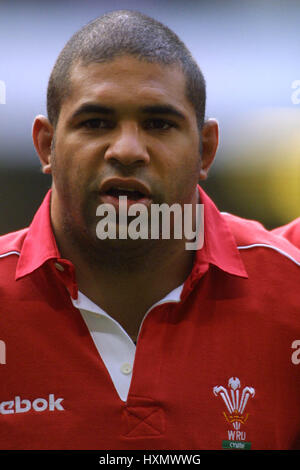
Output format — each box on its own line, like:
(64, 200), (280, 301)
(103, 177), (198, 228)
(53, 228), (194, 337)
(57, 231), (194, 298)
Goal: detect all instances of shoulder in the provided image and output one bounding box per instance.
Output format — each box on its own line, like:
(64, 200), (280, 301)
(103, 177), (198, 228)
(0, 229), (28, 287)
(0, 228), (28, 259)
(222, 212), (300, 267)
(271, 217), (300, 249)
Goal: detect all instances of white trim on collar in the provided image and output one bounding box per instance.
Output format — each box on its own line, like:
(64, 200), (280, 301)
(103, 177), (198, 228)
(238, 244), (300, 266)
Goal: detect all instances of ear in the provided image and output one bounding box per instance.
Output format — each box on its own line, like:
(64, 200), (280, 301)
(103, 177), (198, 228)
(32, 115), (54, 174)
(199, 119), (219, 180)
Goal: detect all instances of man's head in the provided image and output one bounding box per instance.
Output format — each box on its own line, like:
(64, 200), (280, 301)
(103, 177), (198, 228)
(32, 10), (218, 262)
(47, 10), (206, 131)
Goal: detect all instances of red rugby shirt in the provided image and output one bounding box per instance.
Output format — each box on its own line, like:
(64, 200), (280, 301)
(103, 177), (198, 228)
(0, 188), (299, 450)
(272, 217), (300, 249)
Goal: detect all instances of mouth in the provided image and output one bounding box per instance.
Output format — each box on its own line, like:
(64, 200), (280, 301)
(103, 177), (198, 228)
(105, 187), (147, 200)
(99, 178), (152, 210)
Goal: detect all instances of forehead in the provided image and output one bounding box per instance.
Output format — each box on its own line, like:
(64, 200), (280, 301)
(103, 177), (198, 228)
(63, 55), (193, 115)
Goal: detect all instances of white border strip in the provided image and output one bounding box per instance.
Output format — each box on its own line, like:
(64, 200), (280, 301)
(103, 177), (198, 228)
(238, 244), (300, 266)
(0, 251), (20, 258)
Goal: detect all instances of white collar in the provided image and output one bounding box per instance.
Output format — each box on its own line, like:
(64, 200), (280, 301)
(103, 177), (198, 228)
(71, 284), (183, 401)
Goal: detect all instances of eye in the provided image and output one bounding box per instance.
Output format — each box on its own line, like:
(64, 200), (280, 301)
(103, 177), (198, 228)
(81, 118), (114, 129)
(144, 119), (176, 131)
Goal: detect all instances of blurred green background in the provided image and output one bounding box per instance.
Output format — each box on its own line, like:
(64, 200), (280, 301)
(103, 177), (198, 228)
(0, 0), (299, 234)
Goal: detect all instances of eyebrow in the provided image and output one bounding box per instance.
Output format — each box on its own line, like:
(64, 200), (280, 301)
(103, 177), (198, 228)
(140, 105), (186, 120)
(69, 102), (186, 122)
(70, 103), (114, 121)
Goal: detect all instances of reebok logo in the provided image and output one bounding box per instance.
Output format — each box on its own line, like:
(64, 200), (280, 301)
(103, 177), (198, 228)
(0, 394), (64, 415)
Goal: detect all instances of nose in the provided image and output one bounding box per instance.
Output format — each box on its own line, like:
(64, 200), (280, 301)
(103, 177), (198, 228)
(104, 122), (150, 167)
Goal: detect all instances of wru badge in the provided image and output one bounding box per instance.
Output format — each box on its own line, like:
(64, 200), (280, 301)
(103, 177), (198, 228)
(213, 377), (255, 449)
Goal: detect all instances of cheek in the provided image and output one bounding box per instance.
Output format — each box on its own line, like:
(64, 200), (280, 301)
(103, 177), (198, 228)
(51, 153), (83, 206)
(169, 144), (201, 179)
(162, 159), (200, 206)
(52, 139), (91, 182)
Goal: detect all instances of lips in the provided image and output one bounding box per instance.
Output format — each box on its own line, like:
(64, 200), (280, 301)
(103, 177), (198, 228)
(99, 178), (152, 210)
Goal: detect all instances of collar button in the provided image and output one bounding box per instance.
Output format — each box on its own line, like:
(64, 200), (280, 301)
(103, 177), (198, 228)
(121, 363), (132, 375)
(54, 262), (64, 272)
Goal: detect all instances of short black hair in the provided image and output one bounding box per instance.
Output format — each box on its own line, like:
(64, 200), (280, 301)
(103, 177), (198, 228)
(47, 10), (206, 129)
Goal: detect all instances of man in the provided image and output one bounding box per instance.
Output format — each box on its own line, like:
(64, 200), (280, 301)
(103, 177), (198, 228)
(272, 217), (300, 249)
(0, 10), (300, 450)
